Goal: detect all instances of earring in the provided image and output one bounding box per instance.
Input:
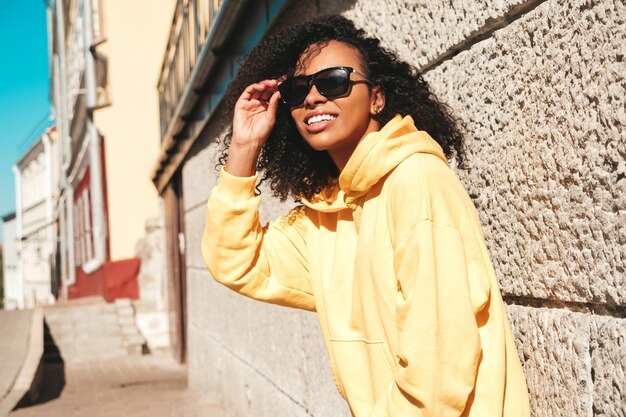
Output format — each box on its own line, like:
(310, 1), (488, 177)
(374, 106), (382, 114)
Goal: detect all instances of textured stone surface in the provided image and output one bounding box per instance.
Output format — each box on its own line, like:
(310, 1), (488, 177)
(344, 0), (532, 68)
(186, 266), (349, 416)
(590, 316), (626, 417)
(279, 0), (535, 68)
(506, 305), (593, 417)
(425, 0), (626, 304)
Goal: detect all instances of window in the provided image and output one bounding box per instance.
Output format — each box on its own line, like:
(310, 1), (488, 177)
(83, 189), (93, 261)
(73, 187), (94, 266)
(74, 196), (83, 265)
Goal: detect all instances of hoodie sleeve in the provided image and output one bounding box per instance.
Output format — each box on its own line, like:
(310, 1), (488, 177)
(368, 219), (483, 417)
(201, 168), (315, 311)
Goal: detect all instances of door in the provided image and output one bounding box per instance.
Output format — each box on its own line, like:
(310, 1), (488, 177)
(164, 170), (187, 363)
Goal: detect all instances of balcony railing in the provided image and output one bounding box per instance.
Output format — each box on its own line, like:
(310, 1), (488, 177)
(66, 0), (86, 120)
(157, 0), (223, 141)
(64, 0), (104, 120)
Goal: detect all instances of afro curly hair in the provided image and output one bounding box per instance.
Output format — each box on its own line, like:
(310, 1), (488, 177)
(218, 15), (464, 202)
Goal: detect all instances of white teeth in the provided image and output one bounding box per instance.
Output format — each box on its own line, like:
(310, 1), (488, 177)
(307, 114), (336, 125)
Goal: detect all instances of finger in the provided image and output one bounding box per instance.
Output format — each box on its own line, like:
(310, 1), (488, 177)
(258, 85), (278, 102)
(246, 80), (279, 103)
(266, 90), (281, 123)
(240, 82), (269, 101)
(243, 84), (279, 105)
(260, 79), (280, 86)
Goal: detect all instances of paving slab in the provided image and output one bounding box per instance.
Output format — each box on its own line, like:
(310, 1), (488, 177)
(9, 354), (225, 417)
(6, 298), (226, 417)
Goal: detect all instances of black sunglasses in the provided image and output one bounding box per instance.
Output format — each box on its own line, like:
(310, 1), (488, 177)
(278, 66), (373, 107)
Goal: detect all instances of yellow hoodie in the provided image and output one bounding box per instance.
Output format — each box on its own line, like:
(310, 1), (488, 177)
(202, 115), (531, 417)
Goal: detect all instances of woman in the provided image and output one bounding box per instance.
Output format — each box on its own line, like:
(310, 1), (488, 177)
(202, 15), (530, 417)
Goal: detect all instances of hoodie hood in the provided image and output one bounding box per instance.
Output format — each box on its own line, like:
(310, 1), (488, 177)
(302, 115), (446, 212)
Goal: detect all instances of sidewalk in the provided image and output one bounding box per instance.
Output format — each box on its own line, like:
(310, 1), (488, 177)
(9, 353), (225, 417)
(1, 300), (226, 417)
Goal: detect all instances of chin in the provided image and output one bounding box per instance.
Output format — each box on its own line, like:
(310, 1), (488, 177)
(303, 137), (336, 152)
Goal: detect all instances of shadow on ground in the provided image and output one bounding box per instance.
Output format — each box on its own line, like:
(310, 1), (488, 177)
(15, 320), (65, 410)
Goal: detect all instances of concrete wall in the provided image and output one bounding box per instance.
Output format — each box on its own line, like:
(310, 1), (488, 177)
(182, 1), (625, 416)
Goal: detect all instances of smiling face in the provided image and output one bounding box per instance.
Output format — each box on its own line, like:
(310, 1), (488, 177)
(288, 40), (385, 170)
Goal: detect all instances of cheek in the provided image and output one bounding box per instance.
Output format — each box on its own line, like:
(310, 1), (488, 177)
(340, 103), (372, 127)
(290, 108), (305, 125)
(291, 110), (308, 140)
(290, 112), (308, 136)
(288, 108), (301, 125)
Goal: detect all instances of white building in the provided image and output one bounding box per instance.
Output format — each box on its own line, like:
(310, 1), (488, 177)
(12, 128), (59, 308)
(2, 213), (20, 310)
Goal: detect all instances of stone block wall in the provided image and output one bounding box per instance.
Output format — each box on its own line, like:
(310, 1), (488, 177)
(182, 1), (625, 416)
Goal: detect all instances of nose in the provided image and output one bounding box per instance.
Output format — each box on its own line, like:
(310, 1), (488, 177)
(303, 83), (327, 108)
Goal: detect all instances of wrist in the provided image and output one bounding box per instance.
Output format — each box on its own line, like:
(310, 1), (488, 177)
(229, 138), (262, 152)
(226, 142), (262, 177)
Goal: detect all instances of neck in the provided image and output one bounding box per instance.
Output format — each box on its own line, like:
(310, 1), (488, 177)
(329, 148), (353, 172)
(330, 119), (381, 171)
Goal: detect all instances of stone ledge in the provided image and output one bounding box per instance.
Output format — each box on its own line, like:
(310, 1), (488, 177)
(0, 309), (44, 417)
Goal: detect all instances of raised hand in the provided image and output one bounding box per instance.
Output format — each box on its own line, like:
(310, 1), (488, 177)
(232, 79), (281, 148)
(226, 79), (281, 177)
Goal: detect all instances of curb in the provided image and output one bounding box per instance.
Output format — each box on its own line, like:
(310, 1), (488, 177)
(0, 309), (44, 417)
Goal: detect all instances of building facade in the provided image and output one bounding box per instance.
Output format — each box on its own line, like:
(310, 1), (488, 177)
(11, 129), (60, 309)
(2, 214), (19, 310)
(46, 0), (173, 307)
(153, 1), (625, 416)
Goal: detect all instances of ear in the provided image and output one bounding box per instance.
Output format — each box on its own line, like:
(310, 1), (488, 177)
(370, 85), (386, 116)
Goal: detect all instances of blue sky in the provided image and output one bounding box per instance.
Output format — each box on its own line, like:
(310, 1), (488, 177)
(0, 1), (52, 243)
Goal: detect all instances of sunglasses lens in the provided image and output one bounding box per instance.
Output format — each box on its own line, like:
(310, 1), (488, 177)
(279, 67), (352, 107)
(279, 77), (309, 107)
(316, 68), (349, 97)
